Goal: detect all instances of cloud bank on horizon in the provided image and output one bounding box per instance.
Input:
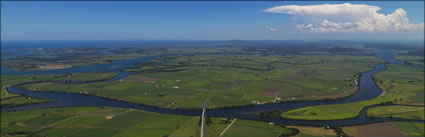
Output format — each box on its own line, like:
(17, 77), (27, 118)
(264, 3), (424, 33)
(265, 26), (279, 32)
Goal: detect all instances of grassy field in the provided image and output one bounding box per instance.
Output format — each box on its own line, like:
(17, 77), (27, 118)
(0, 44), (158, 71)
(1, 107), (294, 137)
(0, 107), (197, 137)
(1, 74), (61, 107)
(281, 64), (424, 120)
(1, 46), (250, 71)
(1, 72), (118, 107)
(2, 42), (423, 137)
(20, 54), (381, 109)
(56, 72), (118, 81)
(286, 126), (338, 137)
(394, 122), (425, 137)
(221, 119), (293, 137)
(342, 122), (422, 137)
(395, 55), (424, 66)
(367, 106), (424, 120)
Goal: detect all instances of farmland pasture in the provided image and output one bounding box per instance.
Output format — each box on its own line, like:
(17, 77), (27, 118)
(20, 54), (382, 109)
(281, 64), (424, 120)
(395, 55), (424, 66)
(0, 107), (295, 137)
(367, 106), (424, 120)
(1, 40), (424, 137)
(342, 122), (408, 137)
(1, 72), (118, 107)
(394, 122), (425, 137)
(287, 126), (338, 137)
(221, 119), (293, 137)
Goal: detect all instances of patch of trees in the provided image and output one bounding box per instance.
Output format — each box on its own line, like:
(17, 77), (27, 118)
(279, 127), (300, 137)
(329, 126), (349, 137)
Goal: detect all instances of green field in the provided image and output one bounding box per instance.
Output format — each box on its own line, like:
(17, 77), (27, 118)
(367, 106), (424, 120)
(1, 46), (249, 71)
(19, 54), (381, 109)
(395, 55), (425, 66)
(0, 107), (294, 137)
(287, 126), (338, 137)
(1, 72), (118, 107)
(394, 122), (425, 137)
(0, 107), (195, 137)
(221, 119), (293, 137)
(281, 64), (424, 120)
(2, 45), (423, 137)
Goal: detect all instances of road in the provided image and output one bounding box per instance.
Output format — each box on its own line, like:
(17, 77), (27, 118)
(219, 119), (237, 136)
(200, 96), (212, 137)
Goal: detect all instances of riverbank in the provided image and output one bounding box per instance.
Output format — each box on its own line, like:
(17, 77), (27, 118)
(1, 50), (423, 128)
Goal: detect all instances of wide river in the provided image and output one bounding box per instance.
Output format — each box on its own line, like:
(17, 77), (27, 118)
(1, 50), (424, 126)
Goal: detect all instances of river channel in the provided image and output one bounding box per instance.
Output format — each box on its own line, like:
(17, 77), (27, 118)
(1, 50), (424, 126)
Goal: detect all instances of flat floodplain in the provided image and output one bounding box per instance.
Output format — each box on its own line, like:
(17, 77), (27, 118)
(0, 107), (295, 137)
(1, 43), (424, 137)
(281, 63), (424, 120)
(19, 54), (382, 109)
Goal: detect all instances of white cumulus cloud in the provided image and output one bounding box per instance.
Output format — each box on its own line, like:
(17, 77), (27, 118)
(265, 26), (279, 32)
(264, 3), (424, 32)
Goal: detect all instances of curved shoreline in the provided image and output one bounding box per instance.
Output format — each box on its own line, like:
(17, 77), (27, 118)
(2, 60), (373, 112)
(1, 51), (424, 127)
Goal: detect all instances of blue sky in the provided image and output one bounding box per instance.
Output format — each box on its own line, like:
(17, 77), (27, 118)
(1, 1), (424, 41)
